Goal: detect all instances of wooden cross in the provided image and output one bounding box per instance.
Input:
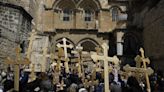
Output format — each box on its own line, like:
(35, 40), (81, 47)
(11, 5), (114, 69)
(71, 45), (83, 77)
(56, 79), (66, 91)
(40, 37), (50, 72)
(135, 55), (150, 68)
(26, 36), (50, 72)
(57, 38), (73, 73)
(73, 58), (83, 78)
(91, 47), (102, 80)
(34, 37), (50, 72)
(83, 78), (99, 92)
(135, 48), (152, 92)
(123, 64), (154, 76)
(91, 43), (119, 92)
(4, 46), (31, 92)
(52, 63), (60, 85)
(95, 47), (102, 72)
(26, 29), (41, 59)
(123, 64), (154, 85)
(95, 47), (101, 54)
(28, 64), (37, 83)
(100, 64), (113, 82)
(56, 48), (64, 72)
(83, 78), (91, 88)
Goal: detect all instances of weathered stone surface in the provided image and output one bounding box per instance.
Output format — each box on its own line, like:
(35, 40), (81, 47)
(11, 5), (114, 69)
(127, 0), (164, 71)
(0, 0), (128, 72)
(0, 1), (32, 63)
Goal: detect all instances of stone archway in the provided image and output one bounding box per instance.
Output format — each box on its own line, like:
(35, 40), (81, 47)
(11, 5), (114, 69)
(52, 0), (76, 9)
(122, 32), (142, 66)
(77, 38), (100, 52)
(123, 33), (141, 56)
(77, 0), (101, 10)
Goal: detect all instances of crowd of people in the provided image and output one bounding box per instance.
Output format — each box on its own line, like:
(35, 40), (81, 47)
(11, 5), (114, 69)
(0, 66), (163, 92)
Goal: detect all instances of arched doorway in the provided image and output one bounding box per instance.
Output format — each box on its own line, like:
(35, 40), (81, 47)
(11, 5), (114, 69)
(77, 38), (100, 52)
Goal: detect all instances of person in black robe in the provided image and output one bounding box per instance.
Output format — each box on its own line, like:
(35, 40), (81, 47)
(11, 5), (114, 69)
(26, 72), (43, 92)
(126, 76), (143, 92)
(3, 71), (14, 92)
(19, 72), (29, 92)
(156, 70), (164, 92)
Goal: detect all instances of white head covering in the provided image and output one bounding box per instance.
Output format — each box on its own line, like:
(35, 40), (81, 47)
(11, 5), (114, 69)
(78, 88), (88, 92)
(1, 71), (6, 77)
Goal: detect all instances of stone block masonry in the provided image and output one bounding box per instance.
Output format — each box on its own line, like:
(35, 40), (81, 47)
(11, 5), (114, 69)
(0, 1), (32, 63)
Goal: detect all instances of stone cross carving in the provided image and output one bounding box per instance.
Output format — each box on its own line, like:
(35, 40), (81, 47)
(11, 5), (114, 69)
(91, 43), (119, 92)
(57, 38), (73, 73)
(4, 46), (31, 92)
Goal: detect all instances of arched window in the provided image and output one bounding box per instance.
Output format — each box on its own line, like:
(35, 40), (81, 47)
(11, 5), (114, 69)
(63, 9), (71, 21)
(84, 9), (92, 22)
(111, 7), (119, 21)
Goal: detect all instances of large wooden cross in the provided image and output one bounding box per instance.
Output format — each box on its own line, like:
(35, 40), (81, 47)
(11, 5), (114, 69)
(56, 48), (64, 72)
(123, 64), (154, 76)
(123, 64), (154, 91)
(71, 45), (83, 77)
(123, 48), (154, 92)
(4, 46), (31, 91)
(34, 52), (50, 72)
(34, 37), (50, 72)
(26, 29), (41, 59)
(57, 38), (73, 73)
(40, 37), (50, 72)
(135, 48), (152, 92)
(95, 47), (102, 72)
(28, 64), (37, 83)
(91, 43), (119, 92)
(91, 47), (102, 80)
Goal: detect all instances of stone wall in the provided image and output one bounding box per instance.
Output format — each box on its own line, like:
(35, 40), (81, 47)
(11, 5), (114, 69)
(128, 0), (164, 71)
(41, 0), (127, 32)
(0, 2), (32, 62)
(143, 0), (164, 71)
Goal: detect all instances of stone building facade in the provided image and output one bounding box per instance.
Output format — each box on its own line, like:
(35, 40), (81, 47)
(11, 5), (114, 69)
(0, 1), (32, 63)
(26, 0), (127, 71)
(0, 0), (128, 72)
